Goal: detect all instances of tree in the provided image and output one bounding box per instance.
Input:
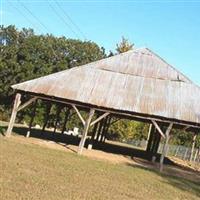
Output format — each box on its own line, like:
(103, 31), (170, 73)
(0, 25), (105, 123)
(107, 50), (114, 57)
(116, 36), (134, 54)
(108, 118), (148, 141)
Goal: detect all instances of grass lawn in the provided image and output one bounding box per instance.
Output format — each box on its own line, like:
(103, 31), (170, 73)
(0, 135), (200, 200)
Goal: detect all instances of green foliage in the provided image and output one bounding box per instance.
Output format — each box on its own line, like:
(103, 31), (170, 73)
(170, 129), (200, 148)
(196, 135), (200, 148)
(116, 36), (134, 53)
(109, 118), (149, 141)
(0, 25), (105, 121)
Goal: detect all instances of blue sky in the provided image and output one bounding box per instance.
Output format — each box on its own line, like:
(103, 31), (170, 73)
(1, 0), (200, 85)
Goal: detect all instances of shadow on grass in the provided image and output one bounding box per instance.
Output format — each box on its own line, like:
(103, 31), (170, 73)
(92, 141), (176, 165)
(127, 163), (200, 198)
(1, 125), (195, 168)
(12, 126), (81, 145)
(2, 125), (177, 166)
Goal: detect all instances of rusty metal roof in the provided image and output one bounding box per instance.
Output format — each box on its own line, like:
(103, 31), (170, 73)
(12, 48), (200, 127)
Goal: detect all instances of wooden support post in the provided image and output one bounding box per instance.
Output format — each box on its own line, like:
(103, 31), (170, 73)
(96, 118), (104, 142)
(146, 124), (152, 147)
(72, 105), (85, 126)
(26, 99), (38, 138)
(154, 132), (161, 153)
(6, 93), (21, 137)
(91, 119), (99, 140)
(103, 116), (112, 142)
(146, 126), (155, 152)
(90, 112), (110, 127)
(42, 102), (52, 133)
(17, 97), (37, 112)
(151, 120), (166, 139)
(146, 125), (161, 161)
(78, 109), (95, 154)
(61, 107), (71, 134)
(53, 105), (62, 134)
(100, 117), (108, 142)
(159, 123), (173, 172)
(89, 113), (101, 149)
(151, 130), (161, 162)
(190, 133), (197, 162)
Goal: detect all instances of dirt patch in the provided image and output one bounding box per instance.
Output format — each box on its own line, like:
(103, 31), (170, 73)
(8, 135), (135, 165)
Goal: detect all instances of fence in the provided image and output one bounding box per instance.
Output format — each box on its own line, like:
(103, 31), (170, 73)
(122, 139), (200, 163)
(158, 144), (200, 163)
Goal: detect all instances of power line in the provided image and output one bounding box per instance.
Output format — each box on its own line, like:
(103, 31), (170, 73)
(8, 0), (42, 33)
(47, 1), (80, 39)
(10, 1), (58, 58)
(55, 1), (87, 40)
(18, 0), (49, 33)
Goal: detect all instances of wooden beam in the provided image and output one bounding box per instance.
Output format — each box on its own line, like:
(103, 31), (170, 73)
(35, 95), (200, 130)
(72, 105), (85, 126)
(159, 123), (173, 172)
(146, 124), (152, 148)
(26, 99), (38, 137)
(6, 93), (21, 137)
(183, 126), (190, 131)
(17, 97), (37, 112)
(78, 109), (95, 154)
(152, 120), (166, 139)
(90, 112), (110, 127)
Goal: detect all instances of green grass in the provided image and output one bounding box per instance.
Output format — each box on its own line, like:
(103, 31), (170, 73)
(0, 136), (200, 200)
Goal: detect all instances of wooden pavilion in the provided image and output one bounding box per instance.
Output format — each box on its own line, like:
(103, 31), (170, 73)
(6, 48), (200, 171)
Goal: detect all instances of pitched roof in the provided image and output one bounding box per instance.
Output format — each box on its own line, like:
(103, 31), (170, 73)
(90, 48), (192, 83)
(12, 48), (200, 127)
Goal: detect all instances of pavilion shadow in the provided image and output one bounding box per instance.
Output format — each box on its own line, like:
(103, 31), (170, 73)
(5, 126), (187, 168)
(92, 141), (175, 165)
(12, 126), (80, 146)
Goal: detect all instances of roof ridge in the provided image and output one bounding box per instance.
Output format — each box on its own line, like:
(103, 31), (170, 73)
(91, 67), (194, 84)
(143, 48), (193, 83)
(79, 47), (193, 84)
